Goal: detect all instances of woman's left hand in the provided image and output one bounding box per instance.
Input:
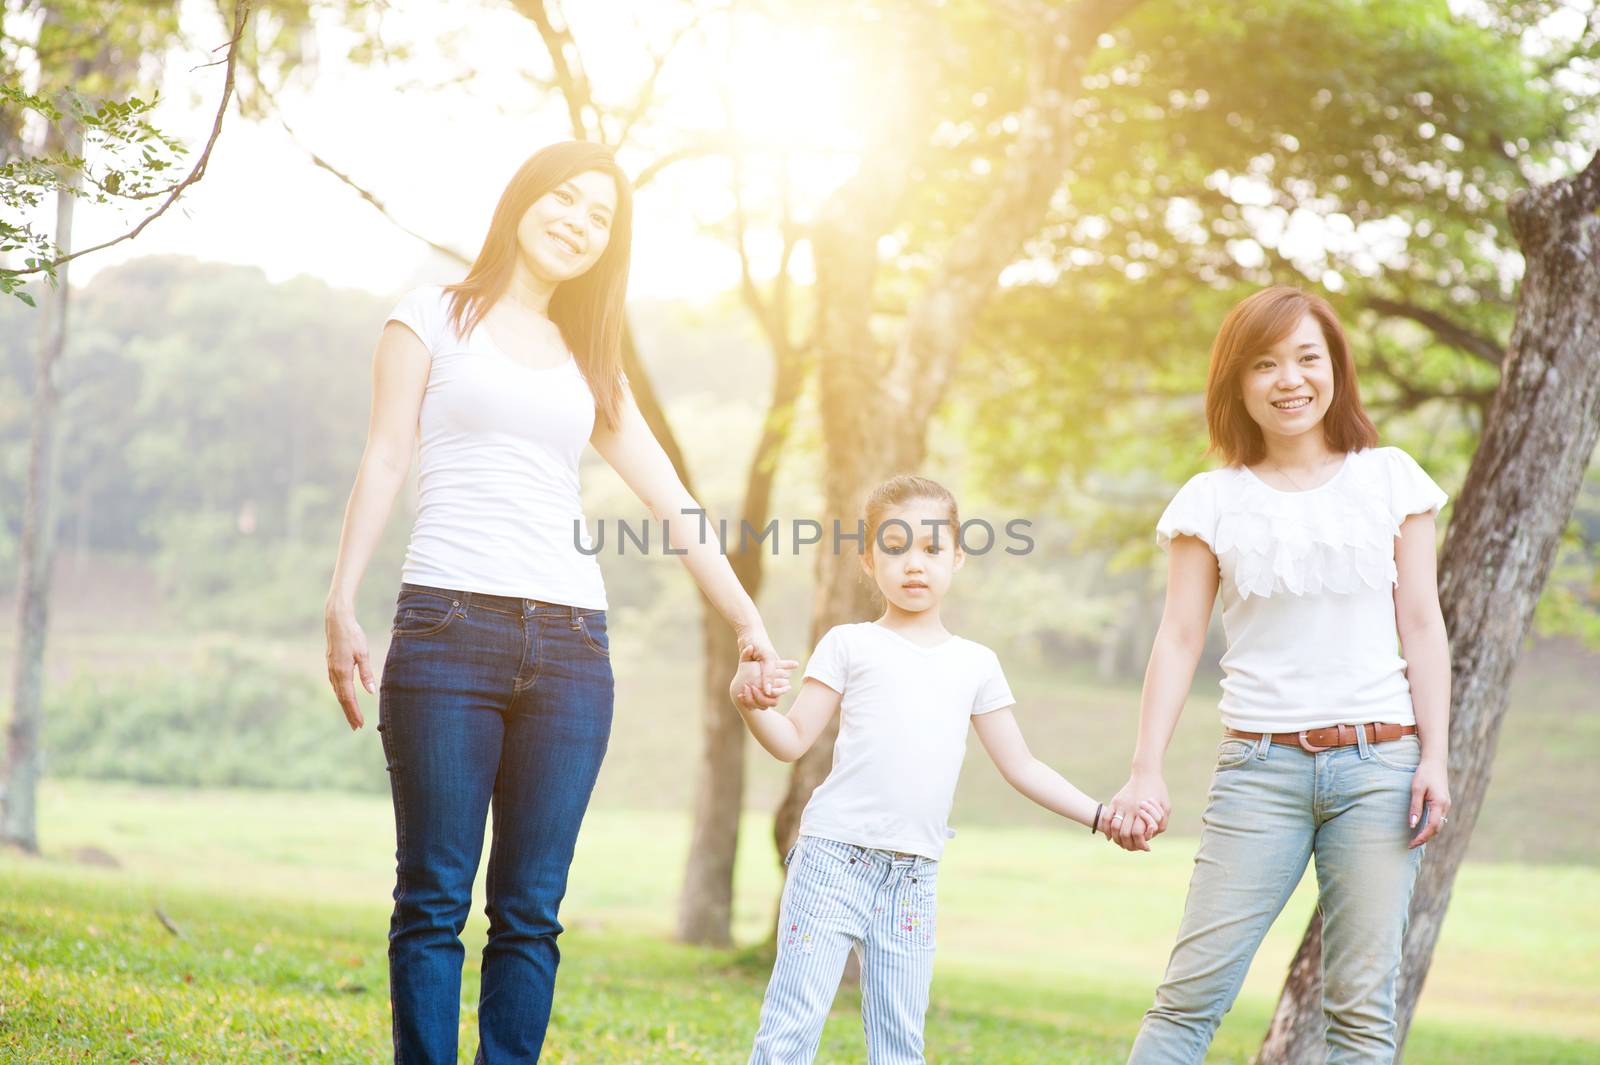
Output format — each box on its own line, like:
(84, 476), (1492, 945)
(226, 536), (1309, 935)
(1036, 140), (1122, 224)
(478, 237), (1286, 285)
(1408, 757), (1451, 848)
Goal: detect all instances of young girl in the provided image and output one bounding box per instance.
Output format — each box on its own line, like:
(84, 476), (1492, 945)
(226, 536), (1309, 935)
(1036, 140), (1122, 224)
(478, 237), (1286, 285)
(1105, 286), (1453, 1064)
(730, 475), (1157, 1065)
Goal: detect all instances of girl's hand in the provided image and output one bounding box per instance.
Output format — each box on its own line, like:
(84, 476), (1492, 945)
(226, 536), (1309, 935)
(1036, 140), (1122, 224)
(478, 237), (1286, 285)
(1106, 771), (1171, 850)
(735, 629), (797, 709)
(1408, 757), (1451, 849)
(324, 602), (374, 730)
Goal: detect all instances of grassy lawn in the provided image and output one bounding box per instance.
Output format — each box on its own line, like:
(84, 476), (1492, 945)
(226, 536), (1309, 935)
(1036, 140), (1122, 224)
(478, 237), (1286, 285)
(2, 780), (1597, 1063)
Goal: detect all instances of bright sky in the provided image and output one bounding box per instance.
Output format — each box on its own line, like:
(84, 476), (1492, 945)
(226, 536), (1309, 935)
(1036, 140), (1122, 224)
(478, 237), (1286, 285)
(62, 0), (872, 300)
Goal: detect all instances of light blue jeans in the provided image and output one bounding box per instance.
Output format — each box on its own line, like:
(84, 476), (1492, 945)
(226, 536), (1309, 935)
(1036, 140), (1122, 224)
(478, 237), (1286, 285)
(748, 835), (940, 1065)
(1128, 731), (1425, 1065)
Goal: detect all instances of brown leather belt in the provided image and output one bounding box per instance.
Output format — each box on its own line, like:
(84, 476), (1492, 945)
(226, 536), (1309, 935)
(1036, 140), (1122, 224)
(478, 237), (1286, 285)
(1224, 722), (1417, 754)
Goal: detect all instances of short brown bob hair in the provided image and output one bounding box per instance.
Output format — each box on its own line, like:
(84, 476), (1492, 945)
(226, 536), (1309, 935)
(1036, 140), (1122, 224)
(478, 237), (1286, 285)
(1204, 286), (1378, 466)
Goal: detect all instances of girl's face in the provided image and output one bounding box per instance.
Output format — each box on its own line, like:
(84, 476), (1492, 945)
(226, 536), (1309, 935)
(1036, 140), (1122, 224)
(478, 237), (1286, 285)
(862, 497), (964, 615)
(516, 169), (618, 284)
(1240, 312), (1337, 442)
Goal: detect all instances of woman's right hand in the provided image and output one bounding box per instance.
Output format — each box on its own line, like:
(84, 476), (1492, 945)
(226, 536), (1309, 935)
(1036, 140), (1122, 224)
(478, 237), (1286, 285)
(1106, 770), (1171, 851)
(325, 602), (375, 730)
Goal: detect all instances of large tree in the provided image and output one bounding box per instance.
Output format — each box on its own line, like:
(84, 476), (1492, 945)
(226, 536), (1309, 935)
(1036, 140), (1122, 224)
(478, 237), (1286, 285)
(1, 0), (250, 852)
(1260, 145), (1600, 1063)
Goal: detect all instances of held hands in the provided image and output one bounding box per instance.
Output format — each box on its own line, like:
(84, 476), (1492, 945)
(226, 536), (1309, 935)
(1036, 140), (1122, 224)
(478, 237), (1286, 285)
(324, 602), (374, 730)
(1095, 799), (1165, 852)
(1103, 771), (1173, 852)
(730, 631), (797, 711)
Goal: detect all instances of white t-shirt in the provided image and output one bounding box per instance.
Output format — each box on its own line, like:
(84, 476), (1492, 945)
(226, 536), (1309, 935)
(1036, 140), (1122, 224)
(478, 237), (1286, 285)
(387, 285), (607, 608)
(1156, 446), (1447, 733)
(798, 622), (1015, 860)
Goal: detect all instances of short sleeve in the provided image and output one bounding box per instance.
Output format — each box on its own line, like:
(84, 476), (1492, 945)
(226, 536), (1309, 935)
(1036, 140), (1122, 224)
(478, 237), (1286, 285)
(1384, 448), (1448, 523)
(971, 650), (1015, 716)
(802, 625), (850, 694)
(386, 285), (445, 354)
(1156, 473), (1217, 552)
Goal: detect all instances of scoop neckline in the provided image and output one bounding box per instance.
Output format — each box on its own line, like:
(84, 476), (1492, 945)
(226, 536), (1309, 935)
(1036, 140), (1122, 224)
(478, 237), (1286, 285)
(473, 323), (576, 374)
(869, 622), (957, 653)
(1240, 451), (1354, 495)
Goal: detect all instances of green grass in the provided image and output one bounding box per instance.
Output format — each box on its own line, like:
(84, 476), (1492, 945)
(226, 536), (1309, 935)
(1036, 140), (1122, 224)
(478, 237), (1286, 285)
(2, 780), (1597, 1063)
(7, 595), (1597, 865)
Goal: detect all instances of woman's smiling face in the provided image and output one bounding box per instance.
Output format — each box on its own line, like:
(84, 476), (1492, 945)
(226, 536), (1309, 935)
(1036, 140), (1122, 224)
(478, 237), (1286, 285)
(1240, 312), (1337, 441)
(515, 170), (618, 284)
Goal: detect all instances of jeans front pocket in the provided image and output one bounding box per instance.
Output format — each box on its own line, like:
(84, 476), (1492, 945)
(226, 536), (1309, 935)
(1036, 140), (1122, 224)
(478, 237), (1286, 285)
(575, 610), (610, 658)
(785, 837), (854, 920)
(1216, 737), (1255, 770)
(1370, 734), (1422, 772)
(392, 588), (460, 639)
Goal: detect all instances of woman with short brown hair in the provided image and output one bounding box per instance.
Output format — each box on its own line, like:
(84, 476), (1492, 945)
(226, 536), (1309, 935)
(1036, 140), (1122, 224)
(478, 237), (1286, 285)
(1106, 286), (1453, 1064)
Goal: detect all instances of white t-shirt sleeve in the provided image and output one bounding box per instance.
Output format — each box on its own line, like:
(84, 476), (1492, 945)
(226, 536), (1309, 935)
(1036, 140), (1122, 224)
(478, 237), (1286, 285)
(1384, 447), (1448, 523)
(971, 649), (1015, 715)
(1156, 472), (1216, 552)
(386, 285), (445, 354)
(802, 625), (850, 694)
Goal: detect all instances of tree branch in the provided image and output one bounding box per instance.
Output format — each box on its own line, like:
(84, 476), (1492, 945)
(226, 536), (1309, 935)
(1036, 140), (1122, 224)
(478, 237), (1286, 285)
(632, 137), (735, 190)
(612, 6), (716, 147)
(232, 64), (473, 266)
(1364, 295), (1505, 368)
(276, 116), (471, 267)
(512, 0), (599, 141)
(1363, 342), (1498, 412)
(890, 0), (1146, 433)
(0, 0), (251, 279)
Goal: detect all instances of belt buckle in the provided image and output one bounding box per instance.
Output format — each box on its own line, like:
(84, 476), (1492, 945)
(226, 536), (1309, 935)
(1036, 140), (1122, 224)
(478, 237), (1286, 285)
(1296, 729), (1332, 754)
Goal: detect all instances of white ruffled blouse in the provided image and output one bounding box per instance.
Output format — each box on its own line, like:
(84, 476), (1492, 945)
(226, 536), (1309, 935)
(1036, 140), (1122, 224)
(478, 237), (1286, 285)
(1156, 447), (1447, 733)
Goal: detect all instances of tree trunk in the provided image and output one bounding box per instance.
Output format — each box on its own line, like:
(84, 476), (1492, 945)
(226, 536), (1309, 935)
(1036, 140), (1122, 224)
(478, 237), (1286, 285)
(2, 104), (81, 853)
(774, 0), (1142, 860)
(678, 599), (749, 946)
(73, 474), (91, 571)
(1259, 148), (1600, 1063)
(773, 151), (916, 860)
(677, 336), (808, 946)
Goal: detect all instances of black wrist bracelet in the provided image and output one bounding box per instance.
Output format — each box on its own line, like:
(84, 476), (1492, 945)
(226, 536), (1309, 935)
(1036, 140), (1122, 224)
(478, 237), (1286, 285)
(1091, 803), (1103, 835)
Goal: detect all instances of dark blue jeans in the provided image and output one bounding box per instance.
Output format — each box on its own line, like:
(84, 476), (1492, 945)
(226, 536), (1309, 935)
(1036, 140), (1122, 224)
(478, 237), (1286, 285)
(377, 582), (614, 1065)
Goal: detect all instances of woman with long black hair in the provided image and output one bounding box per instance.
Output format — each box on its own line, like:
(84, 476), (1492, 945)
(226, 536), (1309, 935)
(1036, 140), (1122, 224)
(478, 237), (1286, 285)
(324, 141), (791, 1064)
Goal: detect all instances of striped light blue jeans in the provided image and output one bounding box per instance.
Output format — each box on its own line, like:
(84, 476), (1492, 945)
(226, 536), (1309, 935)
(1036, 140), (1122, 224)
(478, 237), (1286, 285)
(748, 834), (939, 1065)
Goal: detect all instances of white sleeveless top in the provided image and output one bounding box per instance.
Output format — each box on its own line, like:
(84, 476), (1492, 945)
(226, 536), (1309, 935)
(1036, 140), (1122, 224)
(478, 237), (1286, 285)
(1156, 446), (1447, 732)
(386, 286), (606, 609)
